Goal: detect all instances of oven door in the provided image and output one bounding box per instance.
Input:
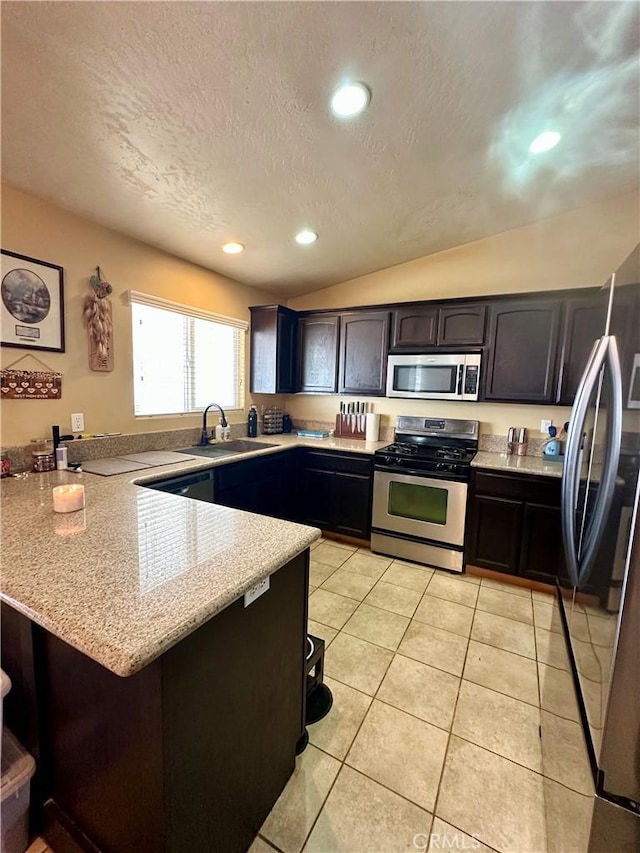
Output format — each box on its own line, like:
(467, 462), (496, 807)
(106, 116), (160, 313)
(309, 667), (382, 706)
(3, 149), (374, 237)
(372, 469), (468, 546)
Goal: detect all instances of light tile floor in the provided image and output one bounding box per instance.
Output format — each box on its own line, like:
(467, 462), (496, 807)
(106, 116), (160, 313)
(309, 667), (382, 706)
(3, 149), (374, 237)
(251, 541), (595, 853)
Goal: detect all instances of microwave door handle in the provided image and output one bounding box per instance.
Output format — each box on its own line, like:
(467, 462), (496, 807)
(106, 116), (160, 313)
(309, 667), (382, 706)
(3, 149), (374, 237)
(457, 365), (464, 396)
(575, 336), (623, 587)
(561, 336), (608, 587)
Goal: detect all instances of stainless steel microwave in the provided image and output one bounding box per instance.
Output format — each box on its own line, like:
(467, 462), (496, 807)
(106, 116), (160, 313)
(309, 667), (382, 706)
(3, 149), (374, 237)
(386, 353), (481, 401)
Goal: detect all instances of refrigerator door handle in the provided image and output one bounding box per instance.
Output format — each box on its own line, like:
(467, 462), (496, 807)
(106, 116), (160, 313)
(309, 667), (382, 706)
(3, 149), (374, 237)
(576, 336), (623, 587)
(561, 336), (609, 587)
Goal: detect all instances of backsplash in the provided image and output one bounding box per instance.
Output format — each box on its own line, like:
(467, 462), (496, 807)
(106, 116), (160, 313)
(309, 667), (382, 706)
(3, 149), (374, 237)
(2, 423), (249, 472)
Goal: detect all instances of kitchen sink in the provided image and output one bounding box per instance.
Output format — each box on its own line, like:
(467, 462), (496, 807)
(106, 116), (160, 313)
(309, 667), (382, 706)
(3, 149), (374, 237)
(176, 440), (278, 459)
(220, 440), (278, 452)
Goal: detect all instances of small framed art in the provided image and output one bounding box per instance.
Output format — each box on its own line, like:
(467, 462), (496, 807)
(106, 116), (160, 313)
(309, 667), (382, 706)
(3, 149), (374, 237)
(1, 250), (65, 352)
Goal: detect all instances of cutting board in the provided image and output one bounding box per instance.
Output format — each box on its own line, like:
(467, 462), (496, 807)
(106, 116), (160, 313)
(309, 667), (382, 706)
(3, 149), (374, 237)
(81, 458), (152, 477)
(119, 451), (195, 465)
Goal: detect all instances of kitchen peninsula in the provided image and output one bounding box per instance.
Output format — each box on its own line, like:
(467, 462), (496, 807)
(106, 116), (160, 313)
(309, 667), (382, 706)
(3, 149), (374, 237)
(1, 460), (320, 853)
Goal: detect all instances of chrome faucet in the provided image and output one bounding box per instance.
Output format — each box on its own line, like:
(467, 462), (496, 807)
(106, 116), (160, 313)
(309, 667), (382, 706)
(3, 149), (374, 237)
(200, 403), (228, 445)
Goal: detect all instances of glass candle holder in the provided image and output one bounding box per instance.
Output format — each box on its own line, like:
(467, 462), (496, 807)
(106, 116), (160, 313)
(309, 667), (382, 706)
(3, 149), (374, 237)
(52, 484), (85, 513)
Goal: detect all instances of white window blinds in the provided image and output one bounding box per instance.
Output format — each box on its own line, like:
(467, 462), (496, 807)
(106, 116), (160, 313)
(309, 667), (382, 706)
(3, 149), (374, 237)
(129, 291), (246, 417)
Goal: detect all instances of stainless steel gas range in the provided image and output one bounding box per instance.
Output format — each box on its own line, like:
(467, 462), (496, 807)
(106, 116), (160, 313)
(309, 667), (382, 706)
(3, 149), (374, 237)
(371, 416), (479, 572)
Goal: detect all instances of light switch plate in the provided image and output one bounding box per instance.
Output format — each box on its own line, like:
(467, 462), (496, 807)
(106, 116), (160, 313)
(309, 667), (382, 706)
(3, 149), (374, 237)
(540, 418), (552, 433)
(71, 413), (85, 432)
(244, 576), (270, 607)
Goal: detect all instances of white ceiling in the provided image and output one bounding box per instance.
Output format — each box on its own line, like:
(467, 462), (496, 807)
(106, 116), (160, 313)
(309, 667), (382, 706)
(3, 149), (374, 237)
(2, 1), (639, 297)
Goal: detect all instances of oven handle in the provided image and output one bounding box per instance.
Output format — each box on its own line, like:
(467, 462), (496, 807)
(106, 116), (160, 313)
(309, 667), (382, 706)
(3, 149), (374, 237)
(373, 465), (469, 484)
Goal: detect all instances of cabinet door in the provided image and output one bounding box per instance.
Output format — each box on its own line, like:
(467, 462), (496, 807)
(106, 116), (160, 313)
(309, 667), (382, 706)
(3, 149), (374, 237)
(466, 495), (523, 574)
(438, 304), (486, 346)
(250, 305), (297, 394)
(519, 502), (567, 583)
(338, 311), (390, 395)
(298, 315), (339, 393)
(276, 309), (298, 393)
(303, 467), (335, 528)
(557, 296), (606, 405)
(333, 471), (372, 539)
(484, 300), (562, 402)
(390, 307), (437, 349)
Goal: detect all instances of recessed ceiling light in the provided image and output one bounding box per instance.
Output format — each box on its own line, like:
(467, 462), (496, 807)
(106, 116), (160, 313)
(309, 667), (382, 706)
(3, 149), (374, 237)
(528, 131), (562, 154)
(222, 241), (244, 254)
(330, 83), (370, 118)
(295, 230), (318, 245)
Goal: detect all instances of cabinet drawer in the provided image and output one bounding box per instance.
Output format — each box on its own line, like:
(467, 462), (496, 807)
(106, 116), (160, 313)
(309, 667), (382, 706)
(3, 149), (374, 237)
(302, 450), (372, 476)
(473, 471), (561, 505)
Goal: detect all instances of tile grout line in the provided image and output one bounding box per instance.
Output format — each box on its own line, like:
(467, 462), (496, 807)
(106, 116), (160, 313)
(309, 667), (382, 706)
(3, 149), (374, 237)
(297, 548), (400, 852)
(307, 557), (589, 851)
(429, 575), (478, 847)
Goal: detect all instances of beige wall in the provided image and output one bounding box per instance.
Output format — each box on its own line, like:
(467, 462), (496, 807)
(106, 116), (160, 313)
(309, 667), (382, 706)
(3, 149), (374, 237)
(1, 185), (279, 447)
(284, 191), (639, 438)
(3, 186), (636, 448)
(289, 191), (639, 311)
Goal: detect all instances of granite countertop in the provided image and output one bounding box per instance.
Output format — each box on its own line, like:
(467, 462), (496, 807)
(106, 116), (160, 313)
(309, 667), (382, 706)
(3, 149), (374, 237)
(0, 434), (388, 677)
(471, 450), (565, 478)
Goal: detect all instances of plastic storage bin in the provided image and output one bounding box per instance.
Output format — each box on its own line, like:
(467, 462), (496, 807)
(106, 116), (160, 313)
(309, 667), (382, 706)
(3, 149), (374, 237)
(1, 729), (35, 853)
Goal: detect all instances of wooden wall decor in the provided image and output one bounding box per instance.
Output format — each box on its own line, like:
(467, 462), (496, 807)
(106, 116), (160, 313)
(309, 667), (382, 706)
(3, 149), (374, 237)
(83, 266), (114, 372)
(1, 354), (62, 399)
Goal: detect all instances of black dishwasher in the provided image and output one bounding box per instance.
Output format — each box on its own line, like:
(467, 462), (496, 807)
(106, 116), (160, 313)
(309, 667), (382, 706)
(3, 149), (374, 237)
(144, 469), (215, 503)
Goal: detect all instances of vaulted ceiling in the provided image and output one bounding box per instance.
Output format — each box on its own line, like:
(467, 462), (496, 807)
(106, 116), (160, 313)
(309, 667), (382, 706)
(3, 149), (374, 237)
(2, 1), (638, 296)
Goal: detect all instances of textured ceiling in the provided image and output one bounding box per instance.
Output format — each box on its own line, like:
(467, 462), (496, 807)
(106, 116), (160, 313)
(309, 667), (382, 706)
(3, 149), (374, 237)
(2, 1), (639, 297)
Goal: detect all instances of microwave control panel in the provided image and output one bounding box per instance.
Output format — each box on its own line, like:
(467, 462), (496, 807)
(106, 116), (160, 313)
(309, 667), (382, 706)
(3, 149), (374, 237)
(464, 365), (479, 395)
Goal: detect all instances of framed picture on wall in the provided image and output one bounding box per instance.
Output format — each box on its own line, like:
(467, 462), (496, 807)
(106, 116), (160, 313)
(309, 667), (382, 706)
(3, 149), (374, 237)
(1, 250), (65, 352)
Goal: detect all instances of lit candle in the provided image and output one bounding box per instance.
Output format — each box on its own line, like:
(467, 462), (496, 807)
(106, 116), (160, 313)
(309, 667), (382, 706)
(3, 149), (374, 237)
(52, 484), (85, 513)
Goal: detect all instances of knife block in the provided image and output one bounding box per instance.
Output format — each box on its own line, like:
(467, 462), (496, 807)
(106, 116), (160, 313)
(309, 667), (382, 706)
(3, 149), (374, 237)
(335, 413), (366, 440)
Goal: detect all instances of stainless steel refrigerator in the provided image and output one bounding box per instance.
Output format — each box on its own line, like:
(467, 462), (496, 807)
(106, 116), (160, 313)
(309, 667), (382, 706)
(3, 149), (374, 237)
(558, 244), (640, 852)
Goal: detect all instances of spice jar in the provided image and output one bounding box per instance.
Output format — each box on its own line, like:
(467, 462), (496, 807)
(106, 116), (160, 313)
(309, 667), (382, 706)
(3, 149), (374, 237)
(516, 427), (528, 457)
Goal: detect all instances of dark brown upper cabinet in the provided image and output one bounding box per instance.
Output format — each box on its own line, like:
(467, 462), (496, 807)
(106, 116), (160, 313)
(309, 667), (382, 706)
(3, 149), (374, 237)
(437, 303), (486, 346)
(338, 311), (390, 395)
(390, 306), (437, 349)
(556, 295), (607, 405)
(249, 305), (298, 394)
(483, 299), (563, 402)
(297, 314), (340, 393)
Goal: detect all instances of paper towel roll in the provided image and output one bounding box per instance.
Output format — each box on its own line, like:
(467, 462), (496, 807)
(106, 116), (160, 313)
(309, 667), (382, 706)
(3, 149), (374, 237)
(365, 412), (380, 442)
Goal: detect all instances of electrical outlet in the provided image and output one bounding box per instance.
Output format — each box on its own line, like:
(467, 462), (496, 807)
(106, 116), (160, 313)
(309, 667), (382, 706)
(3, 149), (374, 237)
(71, 413), (85, 433)
(540, 419), (552, 433)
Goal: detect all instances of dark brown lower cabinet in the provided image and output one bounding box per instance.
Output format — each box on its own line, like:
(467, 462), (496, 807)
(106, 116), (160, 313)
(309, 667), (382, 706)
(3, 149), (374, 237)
(214, 450), (298, 520)
(1, 553), (308, 853)
(466, 494), (523, 575)
(519, 502), (570, 586)
(466, 468), (621, 597)
(301, 450), (373, 539)
(466, 470), (567, 585)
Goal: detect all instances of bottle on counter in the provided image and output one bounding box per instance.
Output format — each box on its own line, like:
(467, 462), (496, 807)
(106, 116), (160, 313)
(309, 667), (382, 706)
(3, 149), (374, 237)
(222, 423), (231, 441)
(516, 427), (528, 456)
(247, 406), (258, 437)
(214, 419), (224, 442)
(506, 427), (516, 455)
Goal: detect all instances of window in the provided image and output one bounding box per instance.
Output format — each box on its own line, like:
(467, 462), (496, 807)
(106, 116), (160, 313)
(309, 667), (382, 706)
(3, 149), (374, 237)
(129, 291), (246, 417)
